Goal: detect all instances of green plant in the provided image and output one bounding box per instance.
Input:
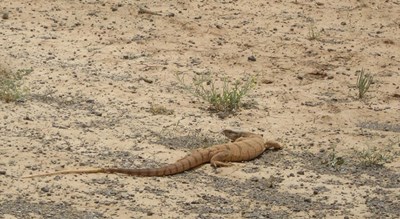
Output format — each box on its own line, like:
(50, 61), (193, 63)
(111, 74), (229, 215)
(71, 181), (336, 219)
(308, 25), (321, 41)
(149, 103), (174, 115)
(322, 147), (344, 169)
(175, 73), (256, 113)
(356, 69), (373, 99)
(355, 146), (393, 167)
(0, 66), (31, 103)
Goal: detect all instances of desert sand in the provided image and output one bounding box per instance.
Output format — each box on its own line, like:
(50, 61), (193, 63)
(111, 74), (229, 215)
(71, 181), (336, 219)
(0, 0), (399, 218)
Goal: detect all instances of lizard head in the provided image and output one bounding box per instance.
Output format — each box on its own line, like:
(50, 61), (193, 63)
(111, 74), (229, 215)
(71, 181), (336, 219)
(264, 140), (282, 150)
(222, 129), (262, 141)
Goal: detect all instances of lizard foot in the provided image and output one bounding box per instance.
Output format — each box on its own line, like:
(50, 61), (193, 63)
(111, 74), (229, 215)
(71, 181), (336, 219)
(211, 161), (232, 168)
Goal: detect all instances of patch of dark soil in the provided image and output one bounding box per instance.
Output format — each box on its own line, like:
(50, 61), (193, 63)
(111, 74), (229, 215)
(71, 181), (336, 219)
(95, 150), (163, 169)
(295, 150), (400, 188)
(0, 198), (104, 219)
(252, 149), (400, 217)
(349, 166), (400, 188)
(151, 130), (225, 150)
(365, 188), (400, 218)
(255, 149), (287, 166)
(181, 194), (236, 216)
(194, 174), (345, 218)
(288, 150), (400, 217)
(30, 92), (101, 111)
(241, 208), (290, 219)
(357, 121), (400, 133)
(91, 187), (136, 201)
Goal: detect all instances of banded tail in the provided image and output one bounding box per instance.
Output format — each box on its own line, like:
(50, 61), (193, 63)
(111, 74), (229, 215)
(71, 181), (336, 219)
(22, 148), (216, 178)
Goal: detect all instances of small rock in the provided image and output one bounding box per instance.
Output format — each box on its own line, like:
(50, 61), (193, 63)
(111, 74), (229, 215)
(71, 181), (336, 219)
(120, 193), (130, 199)
(2, 12), (9, 19)
(140, 77), (153, 84)
(250, 177), (259, 182)
(23, 116), (33, 121)
(261, 79), (273, 84)
(91, 111), (102, 116)
(264, 179), (274, 188)
(248, 55), (256, 62)
(41, 186), (50, 193)
(297, 170), (305, 175)
(0, 170), (6, 175)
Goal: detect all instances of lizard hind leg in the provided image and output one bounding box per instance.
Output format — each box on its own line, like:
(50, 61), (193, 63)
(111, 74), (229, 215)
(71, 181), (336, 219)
(210, 151), (233, 168)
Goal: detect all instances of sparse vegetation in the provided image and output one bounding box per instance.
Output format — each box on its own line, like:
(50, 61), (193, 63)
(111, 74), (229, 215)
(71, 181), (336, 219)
(356, 69), (373, 99)
(0, 65), (31, 103)
(149, 104), (174, 115)
(175, 73), (256, 113)
(322, 147), (345, 169)
(307, 25), (321, 41)
(354, 146), (393, 167)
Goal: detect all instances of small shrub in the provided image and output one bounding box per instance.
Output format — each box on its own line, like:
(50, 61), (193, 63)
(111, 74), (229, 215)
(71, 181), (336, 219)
(355, 146), (393, 167)
(321, 147), (344, 169)
(356, 69), (373, 99)
(175, 73), (256, 113)
(308, 25), (321, 41)
(0, 66), (31, 103)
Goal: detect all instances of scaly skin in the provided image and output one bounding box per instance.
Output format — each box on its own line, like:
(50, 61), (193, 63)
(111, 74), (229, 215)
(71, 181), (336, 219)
(22, 130), (282, 178)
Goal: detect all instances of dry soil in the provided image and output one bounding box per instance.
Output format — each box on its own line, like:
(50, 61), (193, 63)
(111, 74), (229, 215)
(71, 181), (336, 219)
(0, 0), (399, 218)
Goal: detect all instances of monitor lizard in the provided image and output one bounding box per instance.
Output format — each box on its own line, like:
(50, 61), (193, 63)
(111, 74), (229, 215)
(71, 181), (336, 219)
(22, 129), (282, 178)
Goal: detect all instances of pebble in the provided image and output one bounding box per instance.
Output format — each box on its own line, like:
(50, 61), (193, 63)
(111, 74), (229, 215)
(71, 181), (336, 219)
(248, 55), (256, 61)
(41, 186), (50, 193)
(2, 12), (9, 19)
(140, 77), (153, 84)
(297, 170), (305, 175)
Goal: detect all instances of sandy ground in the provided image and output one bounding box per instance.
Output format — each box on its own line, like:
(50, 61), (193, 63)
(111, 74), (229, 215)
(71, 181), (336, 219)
(0, 0), (399, 218)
